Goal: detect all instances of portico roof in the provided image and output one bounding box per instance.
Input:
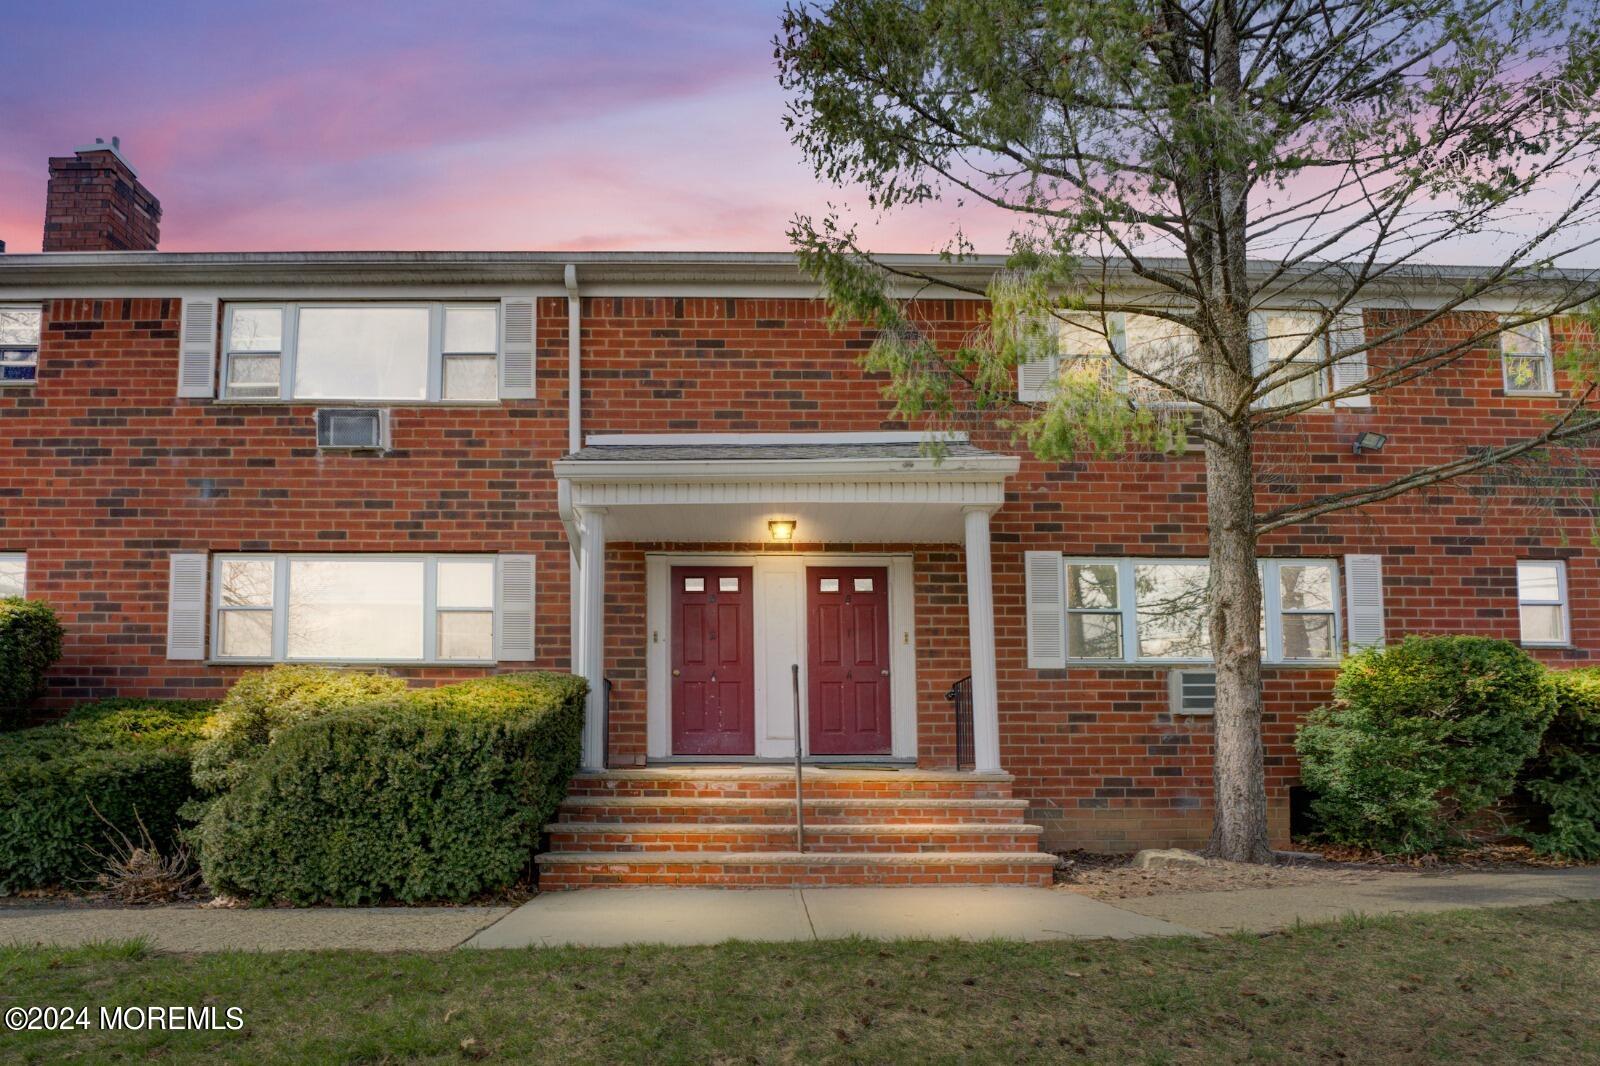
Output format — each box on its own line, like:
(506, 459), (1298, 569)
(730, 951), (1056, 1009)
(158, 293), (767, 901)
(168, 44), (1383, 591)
(553, 433), (1019, 543)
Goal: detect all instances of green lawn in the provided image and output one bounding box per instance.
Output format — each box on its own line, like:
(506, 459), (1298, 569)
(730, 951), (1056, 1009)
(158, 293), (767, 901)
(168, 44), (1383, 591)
(1, 902), (1596, 1064)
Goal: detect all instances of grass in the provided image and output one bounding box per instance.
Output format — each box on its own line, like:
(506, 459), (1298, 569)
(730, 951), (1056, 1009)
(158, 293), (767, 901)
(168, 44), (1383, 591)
(0, 902), (1596, 1064)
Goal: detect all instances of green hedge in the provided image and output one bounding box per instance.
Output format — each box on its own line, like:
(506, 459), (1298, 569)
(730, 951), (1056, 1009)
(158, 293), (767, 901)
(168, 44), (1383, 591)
(189, 666), (409, 795)
(0, 699), (218, 892)
(0, 598), (64, 730)
(1296, 636), (1555, 853)
(196, 673), (586, 905)
(1519, 667), (1600, 860)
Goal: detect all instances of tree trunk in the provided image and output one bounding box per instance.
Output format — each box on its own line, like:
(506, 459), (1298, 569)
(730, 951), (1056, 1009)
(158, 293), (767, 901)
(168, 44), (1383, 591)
(1203, 418), (1275, 862)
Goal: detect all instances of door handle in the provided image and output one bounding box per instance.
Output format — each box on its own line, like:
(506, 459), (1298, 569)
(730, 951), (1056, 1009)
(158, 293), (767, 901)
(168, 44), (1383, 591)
(672, 669), (680, 677)
(880, 669), (890, 677)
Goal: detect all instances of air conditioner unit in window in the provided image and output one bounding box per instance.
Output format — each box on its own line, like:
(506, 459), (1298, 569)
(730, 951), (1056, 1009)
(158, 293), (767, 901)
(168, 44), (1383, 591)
(1167, 669), (1216, 715)
(315, 408), (389, 452)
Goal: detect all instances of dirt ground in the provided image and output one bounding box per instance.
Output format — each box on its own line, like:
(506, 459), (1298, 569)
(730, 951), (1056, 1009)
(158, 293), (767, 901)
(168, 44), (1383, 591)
(1052, 844), (1591, 900)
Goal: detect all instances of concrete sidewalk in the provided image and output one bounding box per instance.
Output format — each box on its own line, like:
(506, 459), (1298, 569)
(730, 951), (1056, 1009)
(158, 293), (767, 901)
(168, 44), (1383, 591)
(464, 886), (1200, 948)
(1110, 867), (1600, 934)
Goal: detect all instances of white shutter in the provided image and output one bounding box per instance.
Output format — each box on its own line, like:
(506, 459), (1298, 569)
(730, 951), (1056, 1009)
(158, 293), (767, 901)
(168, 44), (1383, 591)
(166, 552), (208, 660)
(495, 554), (537, 660)
(499, 296), (537, 399)
(1017, 357), (1059, 401)
(1024, 551), (1067, 669)
(177, 296), (218, 398)
(1344, 554), (1385, 650)
(1330, 311), (1370, 407)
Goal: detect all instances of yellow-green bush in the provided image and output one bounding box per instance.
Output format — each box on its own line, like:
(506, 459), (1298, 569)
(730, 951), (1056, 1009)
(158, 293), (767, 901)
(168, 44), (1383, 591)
(195, 673), (586, 904)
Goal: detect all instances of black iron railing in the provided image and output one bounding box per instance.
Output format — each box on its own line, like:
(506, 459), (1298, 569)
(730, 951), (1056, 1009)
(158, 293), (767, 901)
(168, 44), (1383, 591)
(601, 677), (613, 769)
(944, 675), (974, 771)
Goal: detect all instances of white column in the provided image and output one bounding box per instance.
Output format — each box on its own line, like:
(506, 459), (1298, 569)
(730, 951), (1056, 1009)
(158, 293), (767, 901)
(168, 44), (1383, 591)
(963, 506), (1003, 773)
(577, 507), (608, 770)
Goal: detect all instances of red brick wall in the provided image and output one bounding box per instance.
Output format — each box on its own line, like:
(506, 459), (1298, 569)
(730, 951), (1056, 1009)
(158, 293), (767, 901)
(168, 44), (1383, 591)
(2, 290), (1591, 851)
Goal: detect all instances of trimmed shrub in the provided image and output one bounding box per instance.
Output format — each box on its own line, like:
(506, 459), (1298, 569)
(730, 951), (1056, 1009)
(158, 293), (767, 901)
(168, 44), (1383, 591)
(0, 699), (217, 892)
(189, 666), (408, 795)
(196, 673), (586, 904)
(0, 598), (64, 729)
(1519, 667), (1600, 859)
(1296, 636), (1555, 853)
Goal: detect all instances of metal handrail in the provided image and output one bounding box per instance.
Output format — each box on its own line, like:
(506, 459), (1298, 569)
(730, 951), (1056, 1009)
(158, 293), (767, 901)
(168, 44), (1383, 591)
(601, 677), (613, 769)
(944, 675), (975, 772)
(791, 663), (805, 853)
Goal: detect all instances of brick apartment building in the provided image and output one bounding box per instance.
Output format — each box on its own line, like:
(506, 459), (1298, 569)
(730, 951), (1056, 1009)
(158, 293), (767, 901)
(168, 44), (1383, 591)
(0, 142), (1589, 887)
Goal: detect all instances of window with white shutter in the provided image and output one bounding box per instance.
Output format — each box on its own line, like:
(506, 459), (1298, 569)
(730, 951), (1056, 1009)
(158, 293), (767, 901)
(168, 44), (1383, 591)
(1343, 554), (1385, 649)
(177, 296), (219, 398)
(167, 552), (209, 659)
(495, 554), (537, 660)
(1024, 551), (1067, 668)
(498, 296), (537, 399)
(1329, 310), (1371, 407)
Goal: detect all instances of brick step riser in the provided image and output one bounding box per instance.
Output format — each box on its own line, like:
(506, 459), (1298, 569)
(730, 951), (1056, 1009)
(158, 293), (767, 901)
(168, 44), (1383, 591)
(556, 805), (1028, 825)
(538, 863), (1055, 890)
(547, 832), (1042, 854)
(565, 783), (1012, 801)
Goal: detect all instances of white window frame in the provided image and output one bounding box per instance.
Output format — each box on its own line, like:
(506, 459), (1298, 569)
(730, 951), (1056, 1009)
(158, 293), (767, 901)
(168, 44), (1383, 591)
(0, 304), (42, 389)
(1250, 310), (1330, 407)
(1061, 556), (1341, 665)
(1516, 559), (1570, 647)
(220, 302), (502, 404)
(1501, 318), (1555, 396)
(210, 553), (502, 665)
(0, 551), (25, 596)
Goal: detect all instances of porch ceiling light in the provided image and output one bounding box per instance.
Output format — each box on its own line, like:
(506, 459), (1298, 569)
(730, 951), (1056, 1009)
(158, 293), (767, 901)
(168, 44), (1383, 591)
(1352, 431), (1389, 455)
(768, 518), (797, 542)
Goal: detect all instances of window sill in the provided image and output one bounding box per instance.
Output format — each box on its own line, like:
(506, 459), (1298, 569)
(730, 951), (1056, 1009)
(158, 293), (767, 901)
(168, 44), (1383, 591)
(1503, 390), (1560, 399)
(1063, 659), (1338, 669)
(207, 659), (503, 668)
(0, 381), (38, 389)
(211, 398), (504, 408)
(1519, 642), (1572, 650)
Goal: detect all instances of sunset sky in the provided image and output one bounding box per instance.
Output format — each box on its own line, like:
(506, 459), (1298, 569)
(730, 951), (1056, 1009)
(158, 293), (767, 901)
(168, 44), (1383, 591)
(2, 1), (1594, 264)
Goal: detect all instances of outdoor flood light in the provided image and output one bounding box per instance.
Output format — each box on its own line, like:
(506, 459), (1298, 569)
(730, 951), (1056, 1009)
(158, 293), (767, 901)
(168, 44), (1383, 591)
(1352, 431), (1389, 455)
(767, 518), (797, 542)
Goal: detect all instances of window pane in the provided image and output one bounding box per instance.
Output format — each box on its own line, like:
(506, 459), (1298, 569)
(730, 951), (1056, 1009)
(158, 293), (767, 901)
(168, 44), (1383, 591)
(219, 610), (273, 658)
(1059, 314), (1113, 358)
(1502, 321), (1548, 358)
(722, 576), (742, 592)
(438, 610), (494, 660)
(442, 355), (498, 400)
(294, 307), (429, 401)
(287, 559), (425, 659)
(229, 307), (283, 352)
(0, 557), (24, 597)
(1520, 604), (1565, 644)
(1517, 562), (1562, 602)
(1262, 312), (1321, 364)
(220, 560), (274, 607)
(443, 307), (497, 353)
(1279, 564), (1334, 611)
(1067, 563), (1119, 609)
(852, 577), (872, 592)
(227, 354), (280, 387)
(1123, 314), (1201, 401)
(0, 308), (41, 346)
(1504, 354), (1550, 392)
(437, 559), (494, 609)
(819, 578), (839, 592)
(1280, 614), (1336, 660)
(1068, 613), (1122, 659)
(1135, 563), (1210, 658)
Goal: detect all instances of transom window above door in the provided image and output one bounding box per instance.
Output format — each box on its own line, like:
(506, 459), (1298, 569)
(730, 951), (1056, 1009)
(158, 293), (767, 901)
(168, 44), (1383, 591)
(222, 303), (501, 402)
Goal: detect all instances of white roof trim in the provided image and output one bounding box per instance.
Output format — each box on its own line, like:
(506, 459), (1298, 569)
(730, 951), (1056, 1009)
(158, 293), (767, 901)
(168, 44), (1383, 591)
(582, 431), (967, 447)
(553, 455), (1018, 483)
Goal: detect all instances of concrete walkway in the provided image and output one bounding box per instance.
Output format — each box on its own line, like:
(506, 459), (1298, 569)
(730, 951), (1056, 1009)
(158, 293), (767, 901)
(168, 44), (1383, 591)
(2, 868), (1595, 952)
(0, 905), (510, 953)
(464, 887), (1199, 948)
(1110, 867), (1600, 935)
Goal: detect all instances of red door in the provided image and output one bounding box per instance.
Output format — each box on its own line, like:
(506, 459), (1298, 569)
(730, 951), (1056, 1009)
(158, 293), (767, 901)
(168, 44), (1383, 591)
(807, 567), (892, 756)
(670, 566), (756, 756)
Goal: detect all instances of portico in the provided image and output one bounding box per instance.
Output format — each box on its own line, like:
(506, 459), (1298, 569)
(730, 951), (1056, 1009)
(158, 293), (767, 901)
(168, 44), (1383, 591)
(553, 433), (1019, 773)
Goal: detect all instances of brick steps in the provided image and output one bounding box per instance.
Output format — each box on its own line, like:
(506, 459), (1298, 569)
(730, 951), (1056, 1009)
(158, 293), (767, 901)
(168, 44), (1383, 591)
(557, 796), (1030, 825)
(535, 851), (1058, 889)
(546, 822), (1044, 853)
(541, 766), (1055, 889)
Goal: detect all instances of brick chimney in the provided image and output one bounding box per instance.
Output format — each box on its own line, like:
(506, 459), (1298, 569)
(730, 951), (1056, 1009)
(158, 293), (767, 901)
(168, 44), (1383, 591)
(43, 137), (161, 252)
